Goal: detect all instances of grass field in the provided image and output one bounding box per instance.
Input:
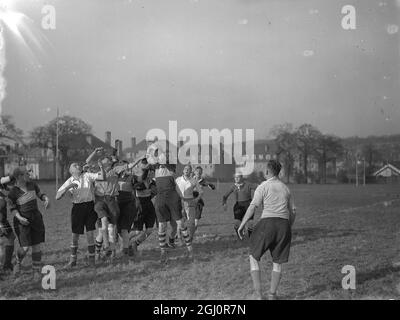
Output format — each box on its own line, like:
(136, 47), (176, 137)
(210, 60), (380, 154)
(1, 182), (400, 300)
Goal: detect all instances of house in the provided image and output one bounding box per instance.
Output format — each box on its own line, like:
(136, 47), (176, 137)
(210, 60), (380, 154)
(372, 162), (400, 183)
(10, 132), (115, 180)
(0, 135), (24, 177)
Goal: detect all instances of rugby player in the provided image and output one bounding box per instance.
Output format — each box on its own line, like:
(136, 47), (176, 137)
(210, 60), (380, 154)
(238, 160), (296, 300)
(56, 152), (105, 269)
(0, 175), (16, 276)
(175, 165), (201, 242)
(192, 166), (215, 239)
(8, 167), (50, 279)
(129, 158), (157, 256)
(222, 172), (258, 239)
(146, 142), (193, 263)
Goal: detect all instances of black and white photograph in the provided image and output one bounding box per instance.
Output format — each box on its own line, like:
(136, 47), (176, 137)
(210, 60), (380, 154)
(0, 0), (399, 305)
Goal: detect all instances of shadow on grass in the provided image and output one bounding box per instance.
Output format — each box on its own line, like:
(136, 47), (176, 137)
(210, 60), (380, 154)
(2, 227), (369, 299)
(292, 227), (363, 247)
(288, 264), (400, 300)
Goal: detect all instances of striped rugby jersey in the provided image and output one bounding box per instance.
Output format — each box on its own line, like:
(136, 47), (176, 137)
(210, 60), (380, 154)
(147, 164), (177, 194)
(8, 182), (46, 217)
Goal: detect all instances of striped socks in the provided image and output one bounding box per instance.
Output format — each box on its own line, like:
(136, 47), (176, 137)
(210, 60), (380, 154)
(32, 251), (42, 273)
(180, 227), (192, 252)
(158, 231), (167, 251)
(95, 240), (103, 256)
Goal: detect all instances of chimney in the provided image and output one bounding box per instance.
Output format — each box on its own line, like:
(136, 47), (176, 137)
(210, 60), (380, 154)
(115, 139), (123, 158)
(131, 137), (136, 149)
(105, 131), (111, 146)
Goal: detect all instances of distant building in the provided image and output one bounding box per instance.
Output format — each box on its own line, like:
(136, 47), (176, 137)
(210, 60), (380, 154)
(0, 136), (24, 177)
(372, 162), (400, 183)
(6, 132), (115, 180)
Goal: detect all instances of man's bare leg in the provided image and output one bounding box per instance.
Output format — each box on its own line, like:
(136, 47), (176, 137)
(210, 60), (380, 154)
(269, 263), (282, 300)
(249, 255), (263, 300)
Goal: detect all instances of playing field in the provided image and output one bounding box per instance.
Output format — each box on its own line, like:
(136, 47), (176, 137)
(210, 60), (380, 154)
(1, 182), (400, 300)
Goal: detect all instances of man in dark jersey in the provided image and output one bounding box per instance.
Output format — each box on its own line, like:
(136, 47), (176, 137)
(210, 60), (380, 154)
(146, 143), (193, 263)
(0, 175), (16, 276)
(222, 172), (258, 239)
(190, 166), (215, 240)
(8, 167), (50, 279)
(129, 158), (157, 256)
(116, 161), (139, 261)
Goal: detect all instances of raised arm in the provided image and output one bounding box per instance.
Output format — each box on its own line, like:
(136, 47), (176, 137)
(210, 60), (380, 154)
(222, 185), (234, 205)
(128, 156), (146, 170)
(0, 175), (12, 185)
(85, 147), (104, 164)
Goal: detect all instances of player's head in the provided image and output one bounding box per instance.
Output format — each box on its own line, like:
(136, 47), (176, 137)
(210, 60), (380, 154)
(69, 162), (82, 177)
(266, 160), (282, 178)
(183, 165), (192, 177)
(194, 166), (203, 177)
(13, 167), (31, 183)
(234, 172), (243, 183)
(100, 156), (113, 171)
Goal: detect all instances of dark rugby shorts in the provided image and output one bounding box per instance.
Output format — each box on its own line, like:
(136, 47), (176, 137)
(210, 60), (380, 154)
(250, 217), (292, 264)
(117, 199), (137, 233)
(133, 196), (156, 230)
(195, 198), (205, 220)
(13, 210), (45, 247)
(154, 191), (183, 223)
(71, 201), (97, 235)
(94, 196), (120, 224)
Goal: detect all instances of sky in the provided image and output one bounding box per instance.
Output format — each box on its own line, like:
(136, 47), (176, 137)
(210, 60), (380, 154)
(2, 0), (400, 148)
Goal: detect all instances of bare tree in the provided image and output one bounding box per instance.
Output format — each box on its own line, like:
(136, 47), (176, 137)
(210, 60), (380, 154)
(313, 135), (344, 183)
(295, 124), (321, 183)
(0, 114), (24, 143)
(270, 123), (297, 183)
(30, 115), (92, 179)
(361, 143), (382, 174)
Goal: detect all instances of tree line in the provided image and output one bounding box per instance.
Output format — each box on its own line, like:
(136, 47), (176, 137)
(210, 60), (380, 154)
(1, 115), (398, 183)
